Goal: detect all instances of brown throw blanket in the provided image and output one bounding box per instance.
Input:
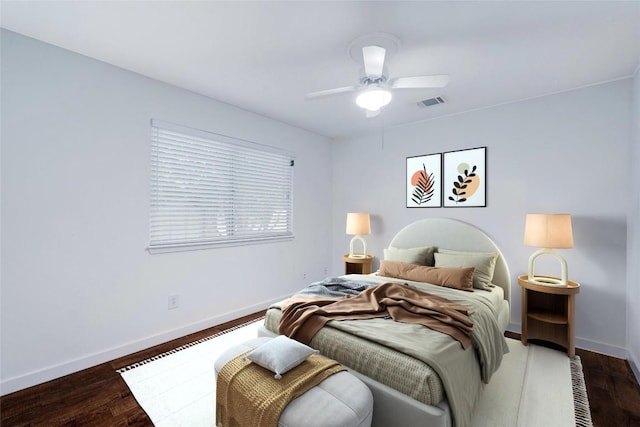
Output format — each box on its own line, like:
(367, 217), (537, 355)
(216, 351), (344, 427)
(279, 282), (474, 349)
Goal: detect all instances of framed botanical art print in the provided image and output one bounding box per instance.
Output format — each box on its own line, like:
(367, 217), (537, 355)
(406, 153), (442, 208)
(443, 146), (486, 207)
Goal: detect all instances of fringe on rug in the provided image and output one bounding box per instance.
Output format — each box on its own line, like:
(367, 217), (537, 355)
(116, 317), (264, 374)
(571, 356), (593, 427)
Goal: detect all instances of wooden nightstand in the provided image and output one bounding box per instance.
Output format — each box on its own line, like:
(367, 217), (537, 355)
(518, 275), (580, 357)
(343, 254), (374, 275)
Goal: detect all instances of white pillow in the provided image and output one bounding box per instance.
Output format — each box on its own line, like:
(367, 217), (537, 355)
(434, 250), (498, 290)
(246, 335), (318, 379)
(383, 246), (435, 266)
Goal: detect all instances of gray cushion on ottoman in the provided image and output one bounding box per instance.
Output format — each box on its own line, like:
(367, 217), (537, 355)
(215, 337), (374, 427)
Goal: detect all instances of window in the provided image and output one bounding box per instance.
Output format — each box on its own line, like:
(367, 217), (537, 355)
(149, 119), (294, 253)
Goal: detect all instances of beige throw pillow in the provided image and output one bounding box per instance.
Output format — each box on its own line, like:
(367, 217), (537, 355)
(378, 260), (474, 291)
(434, 250), (498, 290)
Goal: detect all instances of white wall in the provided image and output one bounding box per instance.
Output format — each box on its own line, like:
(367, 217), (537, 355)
(628, 66), (640, 382)
(0, 30), (333, 394)
(332, 80), (632, 357)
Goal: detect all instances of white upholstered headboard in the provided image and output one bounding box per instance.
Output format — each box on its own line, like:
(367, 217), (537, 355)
(388, 218), (511, 302)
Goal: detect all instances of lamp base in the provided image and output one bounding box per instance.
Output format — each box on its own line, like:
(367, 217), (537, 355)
(528, 248), (569, 287)
(349, 235), (367, 260)
(527, 275), (568, 287)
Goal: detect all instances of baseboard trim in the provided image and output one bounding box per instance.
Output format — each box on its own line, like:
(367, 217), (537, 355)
(507, 322), (627, 359)
(575, 336), (627, 359)
(0, 294), (289, 396)
(628, 350), (640, 385)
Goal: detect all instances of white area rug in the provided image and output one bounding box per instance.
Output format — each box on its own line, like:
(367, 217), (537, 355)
(119, 320), (591, 427)
(118, 320), (262, 426)
(473, 338), (588, 426)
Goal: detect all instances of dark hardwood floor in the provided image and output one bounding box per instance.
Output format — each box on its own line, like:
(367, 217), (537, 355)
(2, 314), (639, 426)
(575, 346), (640, 426)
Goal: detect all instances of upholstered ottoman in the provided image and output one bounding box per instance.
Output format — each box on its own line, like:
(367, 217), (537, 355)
(215, 337), (373, 427)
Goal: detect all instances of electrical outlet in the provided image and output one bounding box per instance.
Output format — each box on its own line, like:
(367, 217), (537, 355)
(302, 272), (307, 280)
(168, 294), (179, 310)
(324, 267), (328, 275)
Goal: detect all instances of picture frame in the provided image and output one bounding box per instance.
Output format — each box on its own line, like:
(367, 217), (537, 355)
(406, 153), (442, 208)
(443, 146), (487, 207)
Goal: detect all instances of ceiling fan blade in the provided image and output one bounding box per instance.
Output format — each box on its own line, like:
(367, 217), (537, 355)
(366, 109), (381, 119)
(363, 45), (386, 78)
(304, 86), (356, 100)
(390, 75), (450, 89)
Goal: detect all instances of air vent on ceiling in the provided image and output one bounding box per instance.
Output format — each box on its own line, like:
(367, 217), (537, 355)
(418, 96), (446, 107)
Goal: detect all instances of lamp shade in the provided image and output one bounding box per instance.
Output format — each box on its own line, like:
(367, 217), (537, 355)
(346, 213), (371, 235)
(524, 214), (573, 249)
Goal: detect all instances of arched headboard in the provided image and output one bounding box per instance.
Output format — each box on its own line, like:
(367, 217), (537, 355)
(388, 218), (511, 302)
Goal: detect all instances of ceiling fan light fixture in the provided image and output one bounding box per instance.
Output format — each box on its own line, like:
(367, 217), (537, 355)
(356, 88), (392, 112)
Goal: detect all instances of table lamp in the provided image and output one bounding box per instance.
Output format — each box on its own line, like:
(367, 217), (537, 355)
(524, 213), (574, 287)
(346, 212), (371, 259)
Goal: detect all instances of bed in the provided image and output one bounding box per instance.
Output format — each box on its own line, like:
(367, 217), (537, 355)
(258, 218), (511, 427)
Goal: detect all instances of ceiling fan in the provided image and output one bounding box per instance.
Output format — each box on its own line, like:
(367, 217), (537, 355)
(305, 34), (450, 118)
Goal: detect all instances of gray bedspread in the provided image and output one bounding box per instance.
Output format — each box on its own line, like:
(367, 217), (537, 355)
(268, 274), (509, 427)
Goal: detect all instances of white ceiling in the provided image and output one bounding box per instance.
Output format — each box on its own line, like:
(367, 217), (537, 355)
(2, 1), (639, 139)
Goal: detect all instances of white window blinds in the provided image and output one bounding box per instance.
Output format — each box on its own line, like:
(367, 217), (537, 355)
(149, 119), (294, 253)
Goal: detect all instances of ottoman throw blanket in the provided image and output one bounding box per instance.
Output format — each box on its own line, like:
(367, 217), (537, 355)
(216, 351), (344, 427)
(279, 282), (474, 349)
